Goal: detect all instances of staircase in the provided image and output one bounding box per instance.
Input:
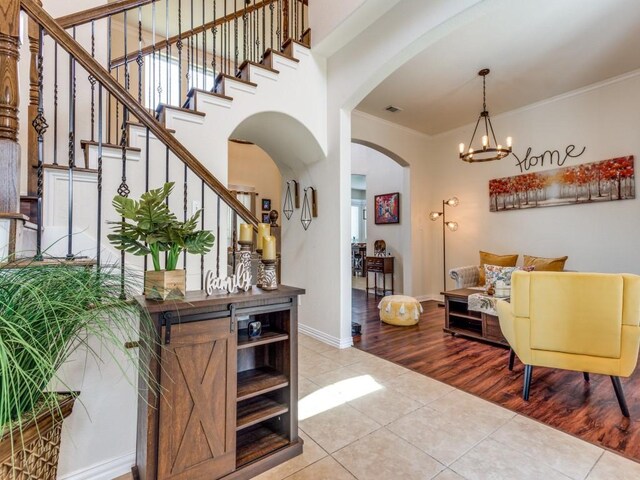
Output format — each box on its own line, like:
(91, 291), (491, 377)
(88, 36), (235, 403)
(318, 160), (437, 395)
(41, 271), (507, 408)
(3, 0), (312, 291)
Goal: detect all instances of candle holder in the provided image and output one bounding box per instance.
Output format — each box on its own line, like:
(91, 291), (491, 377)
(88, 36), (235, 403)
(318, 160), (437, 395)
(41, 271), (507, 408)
(261, 259), (278, 291)
(256, 249), (265, 288)
(236, 240), (253, 285)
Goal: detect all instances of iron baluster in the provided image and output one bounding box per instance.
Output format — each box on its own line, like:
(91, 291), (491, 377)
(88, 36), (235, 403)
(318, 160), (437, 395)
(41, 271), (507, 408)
(255, 0), (259, 62)
(144, 125), (150, 272)
(120, 13), (131, 297)
(166, 0), (170, 105)
(270, 1), (274, 51)
(107, 16), (112, 144)
(178, 0), (183, 101)
(202, 0), (206, 89)
(234, 0), (239, 75)
(97, 85), (103, 267)
(216, 196), (221, 277)
(53, 43), (58, 164)
(67, 28), (77, 260)
(137, 7), (144, 104)
(301, 0), (305, 38)
(242, 0), (248, 63)
(277, 0), (281, 50)
(152, 1), (156, 109)
(262, 1), (266, 61)
(200, 180), (205, 288)
(89, 21), (96, 141)
(124, 11), (130, 95)
(212, 0), (217, 81)
(32, 26), (47, 260)
(183, 164), (188, 268)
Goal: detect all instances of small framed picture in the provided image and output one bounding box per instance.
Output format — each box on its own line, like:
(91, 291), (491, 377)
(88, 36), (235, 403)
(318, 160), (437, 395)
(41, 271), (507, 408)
(262, 198), (272, 211)
(262, 213), (270, 223)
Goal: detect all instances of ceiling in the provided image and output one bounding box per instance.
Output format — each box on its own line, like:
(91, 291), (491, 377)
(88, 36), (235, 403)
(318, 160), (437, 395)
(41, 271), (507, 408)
(356, 0), (640, 136)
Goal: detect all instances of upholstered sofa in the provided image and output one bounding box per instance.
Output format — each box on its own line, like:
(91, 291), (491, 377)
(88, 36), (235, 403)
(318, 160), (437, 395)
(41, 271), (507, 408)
(449, 265), (481, 289)
(450, 254), (569, 289)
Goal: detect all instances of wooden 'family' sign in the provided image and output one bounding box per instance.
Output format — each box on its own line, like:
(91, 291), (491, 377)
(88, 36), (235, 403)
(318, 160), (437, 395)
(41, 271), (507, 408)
(205, 263), (251, 295)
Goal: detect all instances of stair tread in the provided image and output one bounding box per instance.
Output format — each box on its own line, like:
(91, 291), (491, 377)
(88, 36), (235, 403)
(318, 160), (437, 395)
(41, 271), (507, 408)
(239, 60), (280, 75)
(263, 48), (300, 64)
(187, 88), (233, 102)
(282, 37), (311, 52)
(156, 104), (206, 117)
(215, 73), (258, 88)
(0, 258), (97, 268)
(80, 140), (141, 152)
(126, 120), (176, 134)
(35, 163), (98, 174)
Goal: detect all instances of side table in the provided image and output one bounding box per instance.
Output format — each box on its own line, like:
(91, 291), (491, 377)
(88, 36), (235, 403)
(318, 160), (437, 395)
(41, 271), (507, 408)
(366, 256), (394, 297)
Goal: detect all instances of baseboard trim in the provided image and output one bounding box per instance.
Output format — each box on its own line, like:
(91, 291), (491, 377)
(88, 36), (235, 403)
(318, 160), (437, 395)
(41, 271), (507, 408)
(58, 452), (134, 480)
(415, 295), (441, 302)
(299, 323), (353, 349)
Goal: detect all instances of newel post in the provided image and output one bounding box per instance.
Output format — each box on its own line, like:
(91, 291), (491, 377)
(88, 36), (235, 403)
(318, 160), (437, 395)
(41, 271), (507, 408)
(0, 0), (25, 258)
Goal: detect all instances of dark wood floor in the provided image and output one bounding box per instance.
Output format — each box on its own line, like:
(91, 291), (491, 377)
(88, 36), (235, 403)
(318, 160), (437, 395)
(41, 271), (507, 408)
(351, 288), (640, 463)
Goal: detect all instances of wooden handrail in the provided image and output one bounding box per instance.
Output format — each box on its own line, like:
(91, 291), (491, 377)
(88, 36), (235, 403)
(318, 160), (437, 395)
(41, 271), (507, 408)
(110, 0), (277, 69)
(19, 0), (259, 229)
(109, 0), (309, 69)
(55, 0), (155, 30)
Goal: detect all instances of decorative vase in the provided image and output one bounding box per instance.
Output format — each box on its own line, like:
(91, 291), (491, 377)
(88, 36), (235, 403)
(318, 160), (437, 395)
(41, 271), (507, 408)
(144, 270), (186, 301)
(0, 394), (76, 480)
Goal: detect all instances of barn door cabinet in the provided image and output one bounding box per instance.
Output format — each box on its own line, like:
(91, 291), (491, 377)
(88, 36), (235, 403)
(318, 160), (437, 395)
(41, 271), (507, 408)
(134, 286), (305, 480)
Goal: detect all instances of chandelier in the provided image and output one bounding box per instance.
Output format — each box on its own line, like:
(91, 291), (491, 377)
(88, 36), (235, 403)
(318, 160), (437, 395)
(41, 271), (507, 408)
(459, 69), (512, 163)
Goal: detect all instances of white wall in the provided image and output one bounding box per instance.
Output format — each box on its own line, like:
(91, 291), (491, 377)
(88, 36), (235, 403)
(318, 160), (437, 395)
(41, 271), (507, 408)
(427, 71), (640, 298)
(351, 142), (407, 292)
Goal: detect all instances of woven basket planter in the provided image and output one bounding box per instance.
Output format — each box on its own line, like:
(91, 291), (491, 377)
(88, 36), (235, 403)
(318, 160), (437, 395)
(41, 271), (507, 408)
(0, 394), (76, 480)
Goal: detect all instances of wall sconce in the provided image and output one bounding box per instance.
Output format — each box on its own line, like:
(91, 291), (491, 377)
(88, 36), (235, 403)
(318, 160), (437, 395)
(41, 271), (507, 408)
(429, 197), (459, 301)
(283, 180), (300, 220)
(301, 187), (317, 230)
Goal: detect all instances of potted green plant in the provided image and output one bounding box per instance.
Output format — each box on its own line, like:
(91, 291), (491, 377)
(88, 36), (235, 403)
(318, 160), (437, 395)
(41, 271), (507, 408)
(108, 182), (215, 300)
(0, 260), (153, 479)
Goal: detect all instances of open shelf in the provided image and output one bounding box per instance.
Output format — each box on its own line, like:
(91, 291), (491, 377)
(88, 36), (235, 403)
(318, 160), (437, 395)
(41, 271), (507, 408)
(236, 424), (289, 469)
(237, 367), (289, 401)
(237, 396), (289, 431)
(449, 312), (482, 322)
(237, 329), (289, 349)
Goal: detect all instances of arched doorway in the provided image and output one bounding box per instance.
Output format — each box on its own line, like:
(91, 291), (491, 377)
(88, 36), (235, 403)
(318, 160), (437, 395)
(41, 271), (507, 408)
(349, 140), (411, 335)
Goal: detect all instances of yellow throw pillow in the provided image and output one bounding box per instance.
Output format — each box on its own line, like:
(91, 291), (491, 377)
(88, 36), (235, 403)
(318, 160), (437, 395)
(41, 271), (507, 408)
(523, 255), (568, 272)
(478, 251), (519, 286)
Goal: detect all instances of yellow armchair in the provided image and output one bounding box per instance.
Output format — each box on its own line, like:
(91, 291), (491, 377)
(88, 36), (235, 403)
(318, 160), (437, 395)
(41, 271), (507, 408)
(497, 271), (640, 417)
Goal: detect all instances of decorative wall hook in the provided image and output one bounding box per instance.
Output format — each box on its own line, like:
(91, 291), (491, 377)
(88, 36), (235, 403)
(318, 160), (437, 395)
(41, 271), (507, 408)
(283, 180), (300, 220)
(301, 187), (317, 230)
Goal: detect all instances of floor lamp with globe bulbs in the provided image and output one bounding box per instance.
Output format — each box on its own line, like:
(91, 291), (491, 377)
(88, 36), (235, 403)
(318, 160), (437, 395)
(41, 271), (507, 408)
(430, 197), (459, 306)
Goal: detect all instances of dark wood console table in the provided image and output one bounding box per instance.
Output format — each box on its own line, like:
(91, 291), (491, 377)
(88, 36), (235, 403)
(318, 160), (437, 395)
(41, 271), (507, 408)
(134, 286), (304, 480)
(442, 288), (508, 347)
(366, 256), (394, 297)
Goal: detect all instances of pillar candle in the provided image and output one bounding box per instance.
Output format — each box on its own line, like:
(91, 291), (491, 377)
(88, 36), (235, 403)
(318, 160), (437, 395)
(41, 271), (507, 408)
(263, 236), (277, 260)
(256, 223), (270, 250)
(239, 224), (253, 243)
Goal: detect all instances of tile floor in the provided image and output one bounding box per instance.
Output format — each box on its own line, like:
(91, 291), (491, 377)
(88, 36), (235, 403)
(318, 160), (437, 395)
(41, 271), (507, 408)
(114, 334), (640, 480)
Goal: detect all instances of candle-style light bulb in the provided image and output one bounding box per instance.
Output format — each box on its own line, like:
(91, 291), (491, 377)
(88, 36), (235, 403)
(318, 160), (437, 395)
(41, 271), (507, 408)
(497, 144), (502, 151)
(468, 147), (474, 154)
(459, 143), (465, 154)
(482, 135), (488, 148)
(506, 136), (513, 148)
